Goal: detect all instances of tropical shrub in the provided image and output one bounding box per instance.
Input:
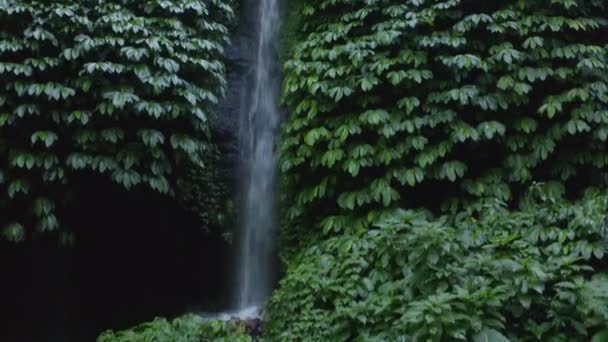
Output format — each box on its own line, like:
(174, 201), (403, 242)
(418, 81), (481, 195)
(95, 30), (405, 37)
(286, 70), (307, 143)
(0, 0), (235, 241)
(265, 187), (608, 341)
(97, 314), (252, 342)
(278, 0), (608, 251)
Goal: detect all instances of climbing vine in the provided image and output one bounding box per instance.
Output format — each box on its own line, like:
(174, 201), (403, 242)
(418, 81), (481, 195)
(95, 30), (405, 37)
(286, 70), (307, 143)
(268, 0), (608, 340)
(278, 0), (608, 250)
(0, 0), (235, 241)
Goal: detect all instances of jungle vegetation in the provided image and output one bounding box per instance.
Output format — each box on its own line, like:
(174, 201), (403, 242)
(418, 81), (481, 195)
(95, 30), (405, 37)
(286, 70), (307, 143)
(1, 0), (608, 341)
(0, 0), (234, 242)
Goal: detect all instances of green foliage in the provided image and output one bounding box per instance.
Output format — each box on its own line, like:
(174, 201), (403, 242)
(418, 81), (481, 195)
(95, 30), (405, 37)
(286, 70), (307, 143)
(97, 314), (252, 342)
(0, 0), (235, 239)
(278, 0), (608, 251)
(272, 2), (608, 339)
(265, 188), (608, 341)
(176, 146), (236, 234)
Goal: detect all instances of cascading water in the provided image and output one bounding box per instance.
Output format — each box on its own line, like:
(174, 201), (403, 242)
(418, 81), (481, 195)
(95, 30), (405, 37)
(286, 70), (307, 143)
(236, 0), (281, 313)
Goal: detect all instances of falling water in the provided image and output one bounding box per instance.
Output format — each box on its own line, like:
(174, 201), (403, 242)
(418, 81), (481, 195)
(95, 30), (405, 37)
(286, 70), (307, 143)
(236, 0), (281, 311)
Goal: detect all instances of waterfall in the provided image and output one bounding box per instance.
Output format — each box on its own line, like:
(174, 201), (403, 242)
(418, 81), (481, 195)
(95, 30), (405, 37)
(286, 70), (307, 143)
(236, 0), (281, 311)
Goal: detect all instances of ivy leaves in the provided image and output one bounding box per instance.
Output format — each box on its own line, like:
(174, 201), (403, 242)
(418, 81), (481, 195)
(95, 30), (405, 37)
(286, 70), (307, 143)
(278, 0), (608, 247)
(273, 1), (608, 340)
(0, 0), (235, 239)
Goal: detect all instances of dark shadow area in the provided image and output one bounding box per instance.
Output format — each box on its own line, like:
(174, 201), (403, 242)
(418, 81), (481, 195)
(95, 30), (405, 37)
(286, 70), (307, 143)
(0, 175), (234, 342)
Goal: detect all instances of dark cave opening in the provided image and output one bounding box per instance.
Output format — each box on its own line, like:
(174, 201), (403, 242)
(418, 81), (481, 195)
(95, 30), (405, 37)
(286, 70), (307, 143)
(0, 176), (235, 342)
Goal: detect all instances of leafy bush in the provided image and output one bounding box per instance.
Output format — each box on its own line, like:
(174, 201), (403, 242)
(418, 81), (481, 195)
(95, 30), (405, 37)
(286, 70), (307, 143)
(97, 314), (252, 342)
(265, 187), (608, 341)
(0, 0), (235, 241)
(278, 0), (608, 250)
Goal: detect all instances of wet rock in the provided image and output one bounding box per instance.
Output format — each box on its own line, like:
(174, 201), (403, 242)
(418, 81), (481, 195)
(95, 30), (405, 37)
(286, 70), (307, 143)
(230, 317), (263, 338)
(211, 27), (255, 177)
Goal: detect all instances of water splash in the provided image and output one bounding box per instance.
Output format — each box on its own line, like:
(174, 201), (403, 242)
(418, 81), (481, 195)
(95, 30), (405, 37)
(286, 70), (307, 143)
(201, 306), (261, 321)
(236, 0), (281, 310)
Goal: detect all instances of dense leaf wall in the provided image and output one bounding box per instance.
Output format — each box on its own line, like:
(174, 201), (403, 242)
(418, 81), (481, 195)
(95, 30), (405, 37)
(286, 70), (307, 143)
(269, 0), (608, 340)
(0, 0), (235, 241)
(278, 0), (608, 249)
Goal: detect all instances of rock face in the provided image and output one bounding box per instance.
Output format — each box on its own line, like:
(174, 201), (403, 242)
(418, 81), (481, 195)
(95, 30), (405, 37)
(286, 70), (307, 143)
(212, 40), (247, 167)
(211, 5), (258, 179)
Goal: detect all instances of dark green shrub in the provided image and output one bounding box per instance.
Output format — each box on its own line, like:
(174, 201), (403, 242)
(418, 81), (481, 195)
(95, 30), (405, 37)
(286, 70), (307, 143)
(265, 187), (608, 341)
(0, 0), (234, 241)
(97, 314), (252, 342)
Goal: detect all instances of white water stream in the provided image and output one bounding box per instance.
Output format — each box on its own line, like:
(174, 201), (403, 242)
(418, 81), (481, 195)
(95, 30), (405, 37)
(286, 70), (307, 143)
(236, 0), (281, 312)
